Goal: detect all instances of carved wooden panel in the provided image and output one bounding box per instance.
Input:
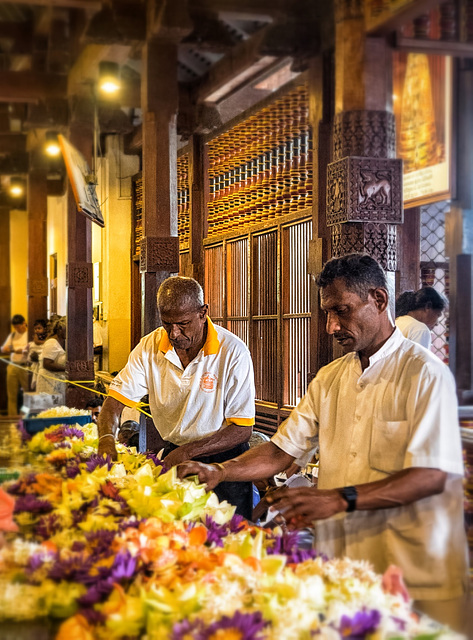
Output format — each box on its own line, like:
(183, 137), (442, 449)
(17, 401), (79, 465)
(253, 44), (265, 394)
(331, 222), (397, 271)
(27, 278), (48, 297)
(67, 359), (95, 380)
(335, 0), (363, 22)
(140, 236), (180, 273)
(333, 111), (396, 161)
(66, 263), (93, 288)
(327, 156), (403, 226)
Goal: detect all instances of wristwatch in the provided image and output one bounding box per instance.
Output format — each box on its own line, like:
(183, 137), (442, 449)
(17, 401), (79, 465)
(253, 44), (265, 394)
(339, 486), (358, 512)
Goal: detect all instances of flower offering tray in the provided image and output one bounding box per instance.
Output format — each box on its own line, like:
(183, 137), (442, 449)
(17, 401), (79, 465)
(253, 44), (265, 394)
(23, 414), (91, 435)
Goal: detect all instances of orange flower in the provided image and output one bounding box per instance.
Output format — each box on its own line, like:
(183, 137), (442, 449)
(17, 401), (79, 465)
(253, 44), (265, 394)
(188, 525), (207, 546)
(56, 614), (95, 640)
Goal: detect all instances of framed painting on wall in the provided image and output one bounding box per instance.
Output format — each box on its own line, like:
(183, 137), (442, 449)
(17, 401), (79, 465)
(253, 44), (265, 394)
(393, 52), (452, 207)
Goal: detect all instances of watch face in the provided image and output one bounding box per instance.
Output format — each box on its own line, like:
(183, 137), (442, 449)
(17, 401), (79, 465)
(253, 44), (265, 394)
(341, 486), (357, 512)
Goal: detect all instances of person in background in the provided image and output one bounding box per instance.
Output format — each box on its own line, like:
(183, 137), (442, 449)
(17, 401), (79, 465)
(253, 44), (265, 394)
(97, 276), (256, 519)
(36, 317), (67, 404)
(85, 397), (103, 424)
(178, 254), (468, 633)
(395, 287), (447, 349)
(117, 420), (140, 449)
(25, 319), (48, 391)
(93, 313), (103, 372)
(1, 314), (29, 416)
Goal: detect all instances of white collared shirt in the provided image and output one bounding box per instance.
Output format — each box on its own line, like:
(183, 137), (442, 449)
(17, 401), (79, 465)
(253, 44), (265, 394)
(1, 330), (28, 365)
(109, 319), (255, 445)
(272, 328), (468, 600)
(395, 314), (432, 349)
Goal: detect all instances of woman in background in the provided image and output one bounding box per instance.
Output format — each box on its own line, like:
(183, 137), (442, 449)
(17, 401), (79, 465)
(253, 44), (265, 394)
(395, 287), (446, 349)
(36, 317), (67, 403)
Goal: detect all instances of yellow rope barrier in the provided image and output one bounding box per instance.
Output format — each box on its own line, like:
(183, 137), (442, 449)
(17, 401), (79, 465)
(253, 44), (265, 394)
(0, 356), (153, 419)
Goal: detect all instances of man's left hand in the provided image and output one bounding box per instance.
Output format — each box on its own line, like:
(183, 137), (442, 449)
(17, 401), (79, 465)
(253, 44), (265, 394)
(266, 486), (345, 529)
(163, 445), (192, 468)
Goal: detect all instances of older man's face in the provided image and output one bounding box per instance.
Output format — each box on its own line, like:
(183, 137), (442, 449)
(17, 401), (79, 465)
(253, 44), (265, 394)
(320, 278), (385, 355)
(159, 303), (208, 352)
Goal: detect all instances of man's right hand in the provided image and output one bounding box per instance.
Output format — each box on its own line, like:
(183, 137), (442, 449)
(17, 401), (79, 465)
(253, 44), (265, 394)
(97, 435), (118, 461)
(177, 461), (225, 490)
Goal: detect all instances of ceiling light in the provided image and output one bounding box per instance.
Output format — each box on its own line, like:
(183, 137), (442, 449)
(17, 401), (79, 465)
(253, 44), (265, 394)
(98, 61), (121, 95)
(9, 177), (24, 197)
(45, 131), (61, 157)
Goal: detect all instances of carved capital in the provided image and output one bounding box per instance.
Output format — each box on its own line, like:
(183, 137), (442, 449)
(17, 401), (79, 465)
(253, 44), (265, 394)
(28, 277), (49, 297)
(140, 236), (179, 273)
(66, 263), (93, 288)
(333, 111), (396, 161)
(67, 359), (95, 380)
(327, 156), (403, 226)
(331, 222), (397, 271)
(335, 0), (363, 22)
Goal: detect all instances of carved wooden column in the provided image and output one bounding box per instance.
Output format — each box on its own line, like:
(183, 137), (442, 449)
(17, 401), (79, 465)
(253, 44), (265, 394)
(447, 60), (473, 398)
(327, 0), (402, 305)
(0, 206), (11, 413)
(65, 100), (94, 408)
(188, 134), (206, 285)
(27, 170), (48, 333)
(140, 38), (180, 336)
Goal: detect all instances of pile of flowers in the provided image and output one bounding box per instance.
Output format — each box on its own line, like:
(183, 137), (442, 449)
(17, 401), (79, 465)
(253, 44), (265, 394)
(35, 406), (90, 419)
(0, 420), (462, 639)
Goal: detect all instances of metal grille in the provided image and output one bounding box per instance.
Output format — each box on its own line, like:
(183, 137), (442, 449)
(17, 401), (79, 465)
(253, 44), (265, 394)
(420, 200), (449, 362)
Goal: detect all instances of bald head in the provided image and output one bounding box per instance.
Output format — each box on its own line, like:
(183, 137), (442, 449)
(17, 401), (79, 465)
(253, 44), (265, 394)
(157, 276), (204, 314)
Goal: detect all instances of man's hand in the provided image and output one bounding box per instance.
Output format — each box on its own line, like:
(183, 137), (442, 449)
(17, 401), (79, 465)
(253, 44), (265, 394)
(266, 486), (345, 529)
(29, 351), (39, 363)
(97, 435), (118, 461)
(177, 461), (225, 490)
(163, 445), (192, 468)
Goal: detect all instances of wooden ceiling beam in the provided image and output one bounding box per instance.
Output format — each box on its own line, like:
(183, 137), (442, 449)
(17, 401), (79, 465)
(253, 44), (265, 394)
(6, 0), (102, 9)
(366, 0), (441, 36)
(193, 25), (271, 102)
(0, 71), (67, 102)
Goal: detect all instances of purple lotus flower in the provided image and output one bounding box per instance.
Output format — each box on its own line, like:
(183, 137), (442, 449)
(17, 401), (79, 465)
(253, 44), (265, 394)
(227, 513), (246, 533)
(172, 618), (205, 640)
(14, 494), (53, 514)
(45, 425), (85, 441)
(78, 579), (114, 607)
(205, 611), (268, 639)
(80, 607), (106, 625)
(49, 552), (97, 584)
(85, 529), (116, 556)
(35, 513), (61, 539)
(86, 454), (113, 472)
(110, 550), (137, 580)
(145, 452), (165, 468)
(117, 516), (144, 531)
(339, 609), (381, 638)
(65, 461), (81, 479)
(266, 530), (326, 564)
(17, 422), (31, 442)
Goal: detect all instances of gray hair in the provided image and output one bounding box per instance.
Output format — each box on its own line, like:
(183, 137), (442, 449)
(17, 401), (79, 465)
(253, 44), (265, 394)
(157, 276), (204, 312)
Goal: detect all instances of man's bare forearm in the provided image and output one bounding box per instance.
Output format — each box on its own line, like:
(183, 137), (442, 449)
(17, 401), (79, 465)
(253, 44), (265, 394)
(180, 424), (252, 459)
(219, 442), (294, 482)
(354, 467), (447, 510)
(97, 396), (124, 437)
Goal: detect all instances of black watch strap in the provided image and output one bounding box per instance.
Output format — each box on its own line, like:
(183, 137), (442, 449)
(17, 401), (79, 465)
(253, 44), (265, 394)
(339, 486), (358, 512)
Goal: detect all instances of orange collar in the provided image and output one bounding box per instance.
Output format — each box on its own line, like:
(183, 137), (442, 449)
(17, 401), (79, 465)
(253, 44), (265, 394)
(158, 317), (220, 356)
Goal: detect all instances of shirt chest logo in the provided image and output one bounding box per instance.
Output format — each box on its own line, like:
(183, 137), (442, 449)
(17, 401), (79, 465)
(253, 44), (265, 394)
(200, 372), (217, 393)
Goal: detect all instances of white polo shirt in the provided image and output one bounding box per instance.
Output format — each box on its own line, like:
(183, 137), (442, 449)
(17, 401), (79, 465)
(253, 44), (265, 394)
(395, 314), (432, 349)
(109, 319), (255, 445)
(272, 328), (468, 600)
(1, 330), (28, 365)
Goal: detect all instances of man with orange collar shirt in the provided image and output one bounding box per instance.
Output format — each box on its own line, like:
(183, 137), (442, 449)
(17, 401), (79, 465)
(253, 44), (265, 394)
(97, 276), (255, 519)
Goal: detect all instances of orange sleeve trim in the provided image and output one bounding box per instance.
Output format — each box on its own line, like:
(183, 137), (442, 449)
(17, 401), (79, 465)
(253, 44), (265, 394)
(226, 417), (255, 427)
(109, 389), (140, 408)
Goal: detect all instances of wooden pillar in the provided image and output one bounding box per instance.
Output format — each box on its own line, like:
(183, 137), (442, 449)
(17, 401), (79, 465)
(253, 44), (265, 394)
(65, 104), (94, 408)
(27, 170), (48, 334)
(140, 38), (180, 337)
(0, 206), (11, 413)
(446, 60), (473, 398)
(189, 134), (206, 285)
(326, 1), (401, 316)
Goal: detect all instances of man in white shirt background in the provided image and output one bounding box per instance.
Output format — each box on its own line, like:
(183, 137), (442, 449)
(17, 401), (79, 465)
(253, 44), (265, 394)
(395, 287), (447, 349)
(98, 276), (256, 519)
(178, 253), (468, 633)
(1, 314), (29, 416)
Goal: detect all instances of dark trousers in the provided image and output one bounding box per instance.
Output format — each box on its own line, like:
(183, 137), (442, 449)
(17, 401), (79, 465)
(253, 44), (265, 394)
(162, 441), (253, 521)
